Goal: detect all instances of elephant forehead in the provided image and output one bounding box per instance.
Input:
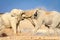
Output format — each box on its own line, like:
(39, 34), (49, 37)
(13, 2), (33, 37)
(11, 9), (19, 13)
(11, 9), (24, 15)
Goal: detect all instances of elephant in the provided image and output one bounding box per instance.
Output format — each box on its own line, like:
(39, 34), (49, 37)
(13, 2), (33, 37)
(21, 8), (60, 34)
(32, 9), (60, 33)
(0, 9), (24, 34)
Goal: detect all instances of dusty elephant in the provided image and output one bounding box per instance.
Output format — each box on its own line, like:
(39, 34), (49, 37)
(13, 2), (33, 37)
(0, 9), (24, 34)
(22, 8), (60, 34)
(32, 9), (60, 33)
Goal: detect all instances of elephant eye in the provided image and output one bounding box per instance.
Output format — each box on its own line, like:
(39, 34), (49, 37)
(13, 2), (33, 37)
(11, 15), (15, 17)
(34, 11), (37, 17)
(34, 12), (37, 17)
(11, 13), (16, 17)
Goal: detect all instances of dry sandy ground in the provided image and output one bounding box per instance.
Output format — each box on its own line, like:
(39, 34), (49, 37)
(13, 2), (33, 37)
(0, 19), (60, 40)
(0, 36), (60, 40)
